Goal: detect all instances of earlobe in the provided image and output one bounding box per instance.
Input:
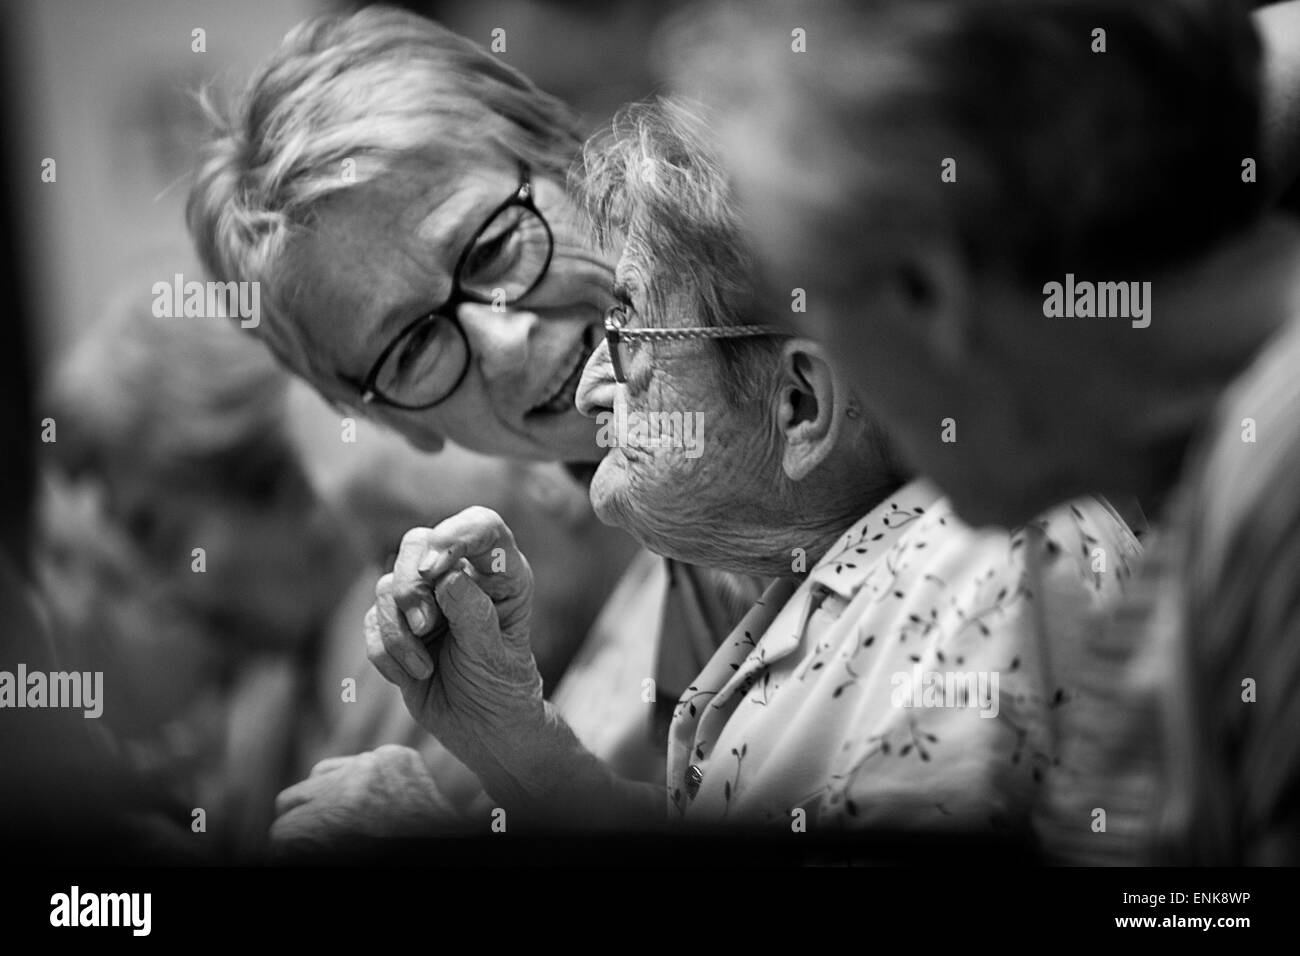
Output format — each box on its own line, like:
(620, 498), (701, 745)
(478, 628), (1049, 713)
(778, 340), (846, 482)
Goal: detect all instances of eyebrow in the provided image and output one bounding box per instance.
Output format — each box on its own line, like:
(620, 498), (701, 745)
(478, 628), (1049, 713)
(612, 277), (633, 305)
(612, 265), (647, 305)
(341, 194), (477, 386)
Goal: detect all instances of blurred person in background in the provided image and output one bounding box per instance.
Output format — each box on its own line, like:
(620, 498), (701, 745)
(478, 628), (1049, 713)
(680, 0), (1300, 863)
(187, 6), (761, 852)
(36, 269), (361, 860)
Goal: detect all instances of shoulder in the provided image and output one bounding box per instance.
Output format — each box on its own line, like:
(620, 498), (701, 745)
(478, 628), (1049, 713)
(1032, 496), (1143, 583)
(1189, 319), (1300, 561)
(886, 494), (1137, 592)
(1179, 319), (1300, 638)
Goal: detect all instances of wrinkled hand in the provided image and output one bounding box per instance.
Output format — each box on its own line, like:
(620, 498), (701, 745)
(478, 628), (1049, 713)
(270, 745), (459, 857)
(366, 507), (552, 808)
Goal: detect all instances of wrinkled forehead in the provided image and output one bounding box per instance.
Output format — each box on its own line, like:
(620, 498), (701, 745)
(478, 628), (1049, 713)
(276, 161), (502, 377)
(612, 227), (705, 333)
(280, 192), (437, 357)
(299, 159), (477, 269)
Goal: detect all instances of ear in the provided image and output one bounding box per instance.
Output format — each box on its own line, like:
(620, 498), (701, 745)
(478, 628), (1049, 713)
(776, 338), (848, 482)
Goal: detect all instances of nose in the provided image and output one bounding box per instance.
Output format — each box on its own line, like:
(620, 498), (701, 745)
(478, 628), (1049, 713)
(457, 302), (536, 376)
(576, 339), (617, 419)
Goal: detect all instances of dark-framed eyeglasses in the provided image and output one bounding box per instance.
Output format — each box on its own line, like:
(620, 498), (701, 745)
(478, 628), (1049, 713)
(603, 303), (790, 384)
(341, 163), (554, 411)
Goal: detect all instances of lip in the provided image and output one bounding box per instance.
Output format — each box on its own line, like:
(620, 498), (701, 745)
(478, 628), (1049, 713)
(527, 325), (600, 417)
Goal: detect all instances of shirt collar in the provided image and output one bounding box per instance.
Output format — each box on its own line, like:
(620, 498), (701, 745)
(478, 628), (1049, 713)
(805, 478), (943, 600)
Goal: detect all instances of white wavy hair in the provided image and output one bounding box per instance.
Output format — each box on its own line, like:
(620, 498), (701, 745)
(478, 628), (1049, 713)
(186, 5), (581, 381)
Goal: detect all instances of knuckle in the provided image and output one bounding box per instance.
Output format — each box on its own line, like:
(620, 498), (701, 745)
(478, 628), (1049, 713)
(378, 621), (405, 651)
(467, 505), (505, 533)
(465, 505), (498, 523)
(468, 593), (497, 629)
(391, 578), (430, 609)
(399, 526), (433, 551)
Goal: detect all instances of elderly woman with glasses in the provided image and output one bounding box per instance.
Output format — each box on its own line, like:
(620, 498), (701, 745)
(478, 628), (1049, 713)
(368, 99), (1142, 839)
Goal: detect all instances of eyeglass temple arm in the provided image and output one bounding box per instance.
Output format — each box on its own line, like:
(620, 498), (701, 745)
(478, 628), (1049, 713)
(611, 324), (789, 341)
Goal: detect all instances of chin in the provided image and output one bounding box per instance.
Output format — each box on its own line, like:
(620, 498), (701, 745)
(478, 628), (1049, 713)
(588, 451), (664, 541)
(586, 452), (625, 525)
(587, 455), (715, 563)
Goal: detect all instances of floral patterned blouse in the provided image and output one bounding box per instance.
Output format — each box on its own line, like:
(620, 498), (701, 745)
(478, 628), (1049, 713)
(666, 480), (1142, 836)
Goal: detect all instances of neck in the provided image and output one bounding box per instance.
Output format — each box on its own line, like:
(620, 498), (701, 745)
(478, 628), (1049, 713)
(770, 473), (902, 579)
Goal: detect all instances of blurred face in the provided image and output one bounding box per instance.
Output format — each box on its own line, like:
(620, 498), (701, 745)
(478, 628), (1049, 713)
(719, 113), (1071, 528)
(288, 155), (613, 462)
(575, 254), (779, 566)
(119, 457), (356, 650)
(796, 291), (1054, 528)
(176, 489), (354, 648)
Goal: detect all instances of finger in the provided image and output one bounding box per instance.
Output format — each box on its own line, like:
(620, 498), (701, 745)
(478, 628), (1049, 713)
(268, 808), (316, 857)
(390, 533), (445, 639)
(269, 810), (298, 847)
(411, 507), (530, 596)
(373, 743), (419, 763)
(366, 603), (425, 687)
(309, 756), (352, 777)
(274, 776), (322, 818)
(432, 566), (501, 659)
(373, 581), (434, 681)
(377, 582), (436, 681)
(463, 550), (533, 606)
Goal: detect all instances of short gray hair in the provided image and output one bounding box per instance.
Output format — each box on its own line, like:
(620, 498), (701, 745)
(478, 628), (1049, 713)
(574, 97), (782, 407)
(186, 5), (581, 380)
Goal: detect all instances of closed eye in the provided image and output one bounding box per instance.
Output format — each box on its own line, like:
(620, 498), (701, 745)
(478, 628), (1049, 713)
(396, 318), (438, 370)
(460, 219), (522, 287)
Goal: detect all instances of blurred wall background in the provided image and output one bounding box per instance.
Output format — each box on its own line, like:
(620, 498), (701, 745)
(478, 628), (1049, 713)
(13, 0), (316, 363)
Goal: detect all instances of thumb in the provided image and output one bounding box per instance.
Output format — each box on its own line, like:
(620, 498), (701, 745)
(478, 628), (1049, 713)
(433, 566), (502, 659)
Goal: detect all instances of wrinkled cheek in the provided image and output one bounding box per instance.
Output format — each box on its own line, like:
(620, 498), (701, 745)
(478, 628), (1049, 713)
(627, 452), (708, 532)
